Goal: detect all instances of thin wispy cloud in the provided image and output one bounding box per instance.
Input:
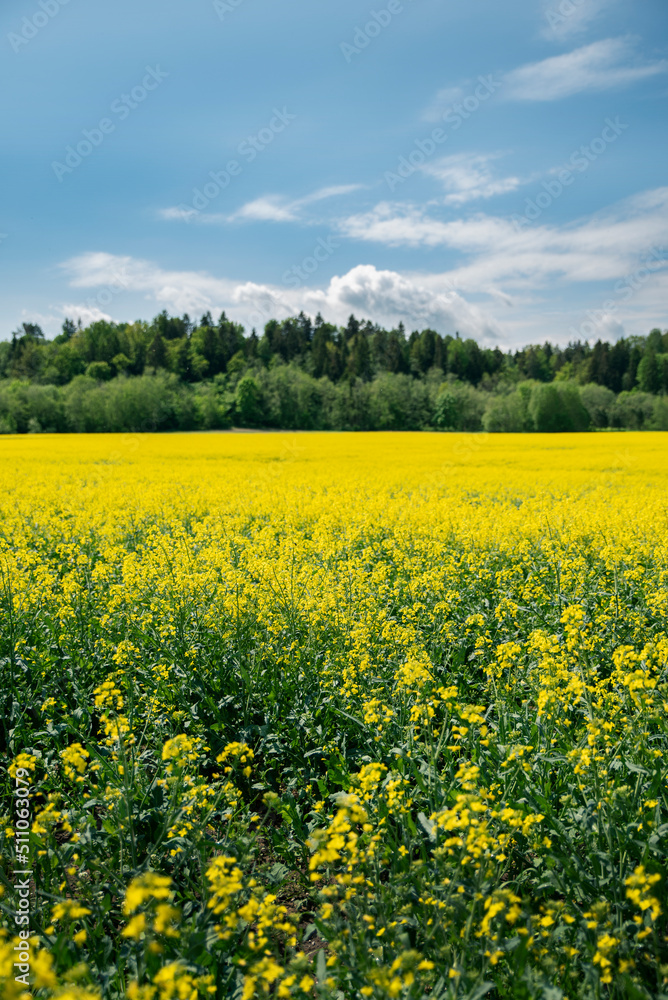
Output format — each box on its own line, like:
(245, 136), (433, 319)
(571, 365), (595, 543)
(338, 187), (668, 291)
(158, 206), (199, 222)
(540, 0), (615, 41)
(421, 37), (667, 121)
(504, 37), (668, 101)
(158, 184), (364, 226)
(229, 183), (364, 223)
(422, 153), (524, 205)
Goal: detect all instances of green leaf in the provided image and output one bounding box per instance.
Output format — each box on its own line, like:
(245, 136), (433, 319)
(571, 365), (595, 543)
(316, 949), (327, 983)
(417, 811), (436, 841)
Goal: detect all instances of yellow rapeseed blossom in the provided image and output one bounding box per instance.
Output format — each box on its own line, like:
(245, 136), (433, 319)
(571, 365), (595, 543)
(124, 874), (174, 915)
(2, 431), (668, 998)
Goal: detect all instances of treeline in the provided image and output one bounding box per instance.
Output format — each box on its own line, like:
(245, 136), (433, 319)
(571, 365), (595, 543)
(1, 311), (667, 433)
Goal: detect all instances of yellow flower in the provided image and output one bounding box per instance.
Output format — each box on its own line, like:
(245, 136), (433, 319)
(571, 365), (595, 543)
(9, 754), (37, 779)
(154, 904), (181, 937)
(124, 873), (173, 914)
(625, 865), (662, 921)
(122, 913), (147, 939)
(32, 949), (57, 989)
(162, 734), (202, 773)
(60, 743), (90, 780)
(51, 901), (92, 922)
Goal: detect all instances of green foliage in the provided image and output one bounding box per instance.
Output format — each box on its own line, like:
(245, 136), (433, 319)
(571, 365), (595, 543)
(235, 375), (264, 426)
(580, 383), (616, 429)
(482, 389), (531, 433)
(609, 392), (657, 430)
(0, 311), (667, 432)
(529, 382), (590, 432)
(86, 361), (114, 382)
(368, 373), (432, 430)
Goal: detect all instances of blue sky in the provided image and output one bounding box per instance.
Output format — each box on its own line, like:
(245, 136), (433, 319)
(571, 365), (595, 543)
(1, 0), (667, 348)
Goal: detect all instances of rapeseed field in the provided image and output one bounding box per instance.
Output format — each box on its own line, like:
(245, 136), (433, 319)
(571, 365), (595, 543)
(1, 431), (667, 1000)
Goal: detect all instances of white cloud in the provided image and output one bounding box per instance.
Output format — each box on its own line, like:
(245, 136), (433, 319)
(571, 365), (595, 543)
(299, 184), (364, 206)
(229, 183), (364, 223)
(298, 265), (502, 339)
(504, 37), (668, 101)
(159, 184), (364, 227)
(338, 187), (668, 295)
(59, 304), (114, 326)
(58, 188), (668, 349)
(423, 37), (667, 116)
(540, 0), (614, 40)
(17, 304), (114, 330)
(60, 252), (501, 341)
(422, 153), (523, 205)
(62, 252), (242, 317)
(157, 206), (199, 222)
(231, 195), (298, 223)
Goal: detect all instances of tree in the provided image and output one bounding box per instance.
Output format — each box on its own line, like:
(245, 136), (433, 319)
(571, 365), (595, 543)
(529, 383), (589, 432)
(385, 329), (409, 374)
(580, 383), (615, 428)
(312, 324), (333, 379)
(153, 310), (189, 341)
(348, 333), (372, 381)
(86, 361), (113, 382)
(483, 391), (529, 433)
(111, 353), (131, 376)
(147, 333), (167, 370)
(55, 318), (77, 344)
(637, 351), (661, 394)
(235, 375), (264, 425)
(410, 328), (440, 374)
(608, 339), (630, 394)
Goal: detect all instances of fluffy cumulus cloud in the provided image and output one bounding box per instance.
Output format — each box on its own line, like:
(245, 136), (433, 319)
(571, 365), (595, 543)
(60, 253), (501, 341)
(58, 187), (668, 348)
(297, 265), (502, 340)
